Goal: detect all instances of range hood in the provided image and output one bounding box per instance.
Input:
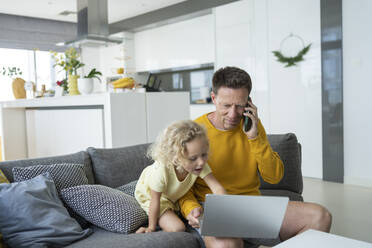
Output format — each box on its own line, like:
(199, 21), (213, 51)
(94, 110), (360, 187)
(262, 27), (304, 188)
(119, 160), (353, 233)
(60, 0), (122, 47)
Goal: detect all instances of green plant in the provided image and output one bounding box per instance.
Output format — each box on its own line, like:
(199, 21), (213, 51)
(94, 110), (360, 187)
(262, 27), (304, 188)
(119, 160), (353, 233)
(1, 66), (22, 77)
(84, 68), (102, 83)
(272, 44), (311, 67)
(64, 47), (84, 75)
(51, 47), (84, 76)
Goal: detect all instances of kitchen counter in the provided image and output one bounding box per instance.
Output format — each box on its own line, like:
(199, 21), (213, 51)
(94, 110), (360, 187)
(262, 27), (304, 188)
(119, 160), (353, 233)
(0, 92), (190, 160)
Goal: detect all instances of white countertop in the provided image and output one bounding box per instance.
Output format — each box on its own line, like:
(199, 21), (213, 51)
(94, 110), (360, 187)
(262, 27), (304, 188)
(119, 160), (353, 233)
(0, 92), (186, 108)
(0, 93), (110, 108)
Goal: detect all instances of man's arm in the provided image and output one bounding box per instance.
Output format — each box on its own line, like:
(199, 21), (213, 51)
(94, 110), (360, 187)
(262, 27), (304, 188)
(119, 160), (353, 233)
(249, 121), (284, 183)
(178, 186), (203, 228)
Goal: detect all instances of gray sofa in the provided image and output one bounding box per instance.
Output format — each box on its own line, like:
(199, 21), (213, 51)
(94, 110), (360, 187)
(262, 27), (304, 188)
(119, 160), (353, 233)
(0, 133), (302, 248)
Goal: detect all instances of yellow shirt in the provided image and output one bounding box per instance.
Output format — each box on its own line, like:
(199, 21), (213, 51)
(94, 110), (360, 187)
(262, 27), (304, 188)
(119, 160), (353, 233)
(179, 113), (284, 217)
(135, 161), (212, 215)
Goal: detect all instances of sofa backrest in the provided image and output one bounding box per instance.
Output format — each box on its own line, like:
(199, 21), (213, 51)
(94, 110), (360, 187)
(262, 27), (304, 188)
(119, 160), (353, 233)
(87, 144), (153, 188)
(0, 151), (95, 184)
(261, 133), (303, 195)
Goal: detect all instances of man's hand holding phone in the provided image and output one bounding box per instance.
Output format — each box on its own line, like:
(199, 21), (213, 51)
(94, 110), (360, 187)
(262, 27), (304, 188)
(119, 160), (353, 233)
(243, 97), (259, 139)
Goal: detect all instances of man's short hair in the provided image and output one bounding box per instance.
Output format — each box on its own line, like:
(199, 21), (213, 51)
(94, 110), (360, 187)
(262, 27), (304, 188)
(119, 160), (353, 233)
(212, 66), (252, 95)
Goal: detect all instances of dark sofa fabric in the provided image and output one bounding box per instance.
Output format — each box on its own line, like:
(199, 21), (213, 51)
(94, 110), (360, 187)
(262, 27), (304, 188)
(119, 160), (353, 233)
(66, 226), (199, 248)
(0, 151), (94, 184)
(260, 133), (303, 201)
(87, 144), (153, 188)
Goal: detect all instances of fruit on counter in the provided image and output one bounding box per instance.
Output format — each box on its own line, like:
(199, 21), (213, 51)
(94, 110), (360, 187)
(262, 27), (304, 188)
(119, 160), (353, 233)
(112, 77), (135, 89)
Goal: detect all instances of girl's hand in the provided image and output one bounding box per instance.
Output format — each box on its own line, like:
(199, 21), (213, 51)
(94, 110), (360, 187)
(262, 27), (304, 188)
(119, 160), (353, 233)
(135, 226), (156, 233)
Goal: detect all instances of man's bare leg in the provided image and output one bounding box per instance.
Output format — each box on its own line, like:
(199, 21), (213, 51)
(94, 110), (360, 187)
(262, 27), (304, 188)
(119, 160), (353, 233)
(204, 236), (244, 248)
(279, 201), (332, 241)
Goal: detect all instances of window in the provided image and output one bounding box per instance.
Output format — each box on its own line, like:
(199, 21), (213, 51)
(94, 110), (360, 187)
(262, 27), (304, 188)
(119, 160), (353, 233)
(0, 48), (62, 101)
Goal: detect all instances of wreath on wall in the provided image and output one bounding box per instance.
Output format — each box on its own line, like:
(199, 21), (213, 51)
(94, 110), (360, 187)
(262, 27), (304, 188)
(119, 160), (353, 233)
(272, 33), (311, 67)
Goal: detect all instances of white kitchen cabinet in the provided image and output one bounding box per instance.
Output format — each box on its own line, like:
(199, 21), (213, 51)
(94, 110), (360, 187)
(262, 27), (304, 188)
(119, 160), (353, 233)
(134, 15), (215, 72)
(215, 0), (253, 71)
(26, 109), (104, 158)
(0, 92), (189, 160)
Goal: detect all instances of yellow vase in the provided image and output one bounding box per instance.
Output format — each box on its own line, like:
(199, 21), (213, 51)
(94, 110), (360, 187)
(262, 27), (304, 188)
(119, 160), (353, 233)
(68, 74), (80, 95)
(12, 77), (26, 99)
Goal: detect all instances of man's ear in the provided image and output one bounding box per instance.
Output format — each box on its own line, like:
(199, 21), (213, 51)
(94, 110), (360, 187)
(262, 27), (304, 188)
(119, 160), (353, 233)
(211, 92), (217, 105)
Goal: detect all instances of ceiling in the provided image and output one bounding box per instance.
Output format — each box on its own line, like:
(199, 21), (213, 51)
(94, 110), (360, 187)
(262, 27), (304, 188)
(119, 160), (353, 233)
(0, 0), (187, 23)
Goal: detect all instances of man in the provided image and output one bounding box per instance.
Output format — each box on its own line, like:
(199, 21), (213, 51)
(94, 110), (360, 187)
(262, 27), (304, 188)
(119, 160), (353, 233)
(179, 66), (332, 247)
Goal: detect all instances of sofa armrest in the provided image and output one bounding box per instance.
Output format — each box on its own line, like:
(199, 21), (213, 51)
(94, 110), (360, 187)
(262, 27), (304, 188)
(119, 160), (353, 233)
(260, 133), (303, 195)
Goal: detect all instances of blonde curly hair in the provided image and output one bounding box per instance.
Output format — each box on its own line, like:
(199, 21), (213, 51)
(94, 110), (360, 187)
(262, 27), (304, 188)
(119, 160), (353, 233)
(147, 120), (209, 170)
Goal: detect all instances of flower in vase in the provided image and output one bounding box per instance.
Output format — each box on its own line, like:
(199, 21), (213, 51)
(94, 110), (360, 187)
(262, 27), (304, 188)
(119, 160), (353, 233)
(56, 79), (68, 92)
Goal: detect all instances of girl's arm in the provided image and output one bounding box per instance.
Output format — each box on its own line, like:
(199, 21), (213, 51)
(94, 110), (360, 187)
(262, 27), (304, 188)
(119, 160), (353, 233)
(136, 189), (162, 233)
(203, 173), (227, 195)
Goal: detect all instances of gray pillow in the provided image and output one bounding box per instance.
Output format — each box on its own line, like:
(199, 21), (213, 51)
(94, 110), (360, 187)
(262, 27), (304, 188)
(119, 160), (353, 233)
(0, 173), (92, 248)
(87, 144), (152, 188)
(12, 163), (90, 228)
(116, 180), (138, 197)
(61, 184), (147, 234)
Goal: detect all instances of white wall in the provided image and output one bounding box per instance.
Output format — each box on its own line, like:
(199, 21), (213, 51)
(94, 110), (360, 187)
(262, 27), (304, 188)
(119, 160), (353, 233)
(81, 46), (105, 93)
(343, 0), (372, 187)
(215, 0), (322, 178)
(134, 14), (215, 72)
(266, 0), (322, 178)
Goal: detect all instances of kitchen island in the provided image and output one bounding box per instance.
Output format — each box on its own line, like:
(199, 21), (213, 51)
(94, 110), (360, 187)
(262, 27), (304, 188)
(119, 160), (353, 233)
(0, 92), (189, 160)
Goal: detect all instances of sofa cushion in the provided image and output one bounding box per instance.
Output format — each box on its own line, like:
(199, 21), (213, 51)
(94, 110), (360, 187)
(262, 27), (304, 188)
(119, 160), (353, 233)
(12, 163), (90, 228)
(261, 133), (303, 195)
(61, 184), (147, 234)
(0, 151), (94, 184)
(0, 173), (92, 248)
(65, 226), (200, 248)
(87, 144), (152, 188)
(116, 180), (138, 197)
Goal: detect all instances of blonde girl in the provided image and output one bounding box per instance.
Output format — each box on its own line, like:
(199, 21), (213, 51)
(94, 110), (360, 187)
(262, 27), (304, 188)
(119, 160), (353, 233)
(135, 120), (226, 233)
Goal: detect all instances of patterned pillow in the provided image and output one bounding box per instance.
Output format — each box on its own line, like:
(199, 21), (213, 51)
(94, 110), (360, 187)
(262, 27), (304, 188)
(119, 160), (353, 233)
(116, 180), (138, 197)
(0, 169), (9, 248)
(61, 184), (147, 234)
(12, 163), (90, 228)
(12, 163), (88, 193)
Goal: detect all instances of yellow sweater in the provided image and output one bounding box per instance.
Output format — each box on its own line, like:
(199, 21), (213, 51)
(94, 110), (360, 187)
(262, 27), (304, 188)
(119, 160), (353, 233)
(179, 113), (284, 217)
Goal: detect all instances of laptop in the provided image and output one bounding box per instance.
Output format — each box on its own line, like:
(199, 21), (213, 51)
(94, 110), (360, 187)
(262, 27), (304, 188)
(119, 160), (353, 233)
(200, 194), (289, 238)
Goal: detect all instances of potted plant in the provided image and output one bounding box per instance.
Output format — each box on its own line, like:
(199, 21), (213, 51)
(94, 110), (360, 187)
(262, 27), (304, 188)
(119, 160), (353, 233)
(77, 68), (102, 95)
(51, 48), (84, 95)
(65, 47), (84, 95)
(1, 66), (25, 99)
(55, 79), (68, 96)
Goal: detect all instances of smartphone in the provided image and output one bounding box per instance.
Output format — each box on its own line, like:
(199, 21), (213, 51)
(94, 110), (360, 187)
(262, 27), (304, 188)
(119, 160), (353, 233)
(243, 96), (252, 132)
